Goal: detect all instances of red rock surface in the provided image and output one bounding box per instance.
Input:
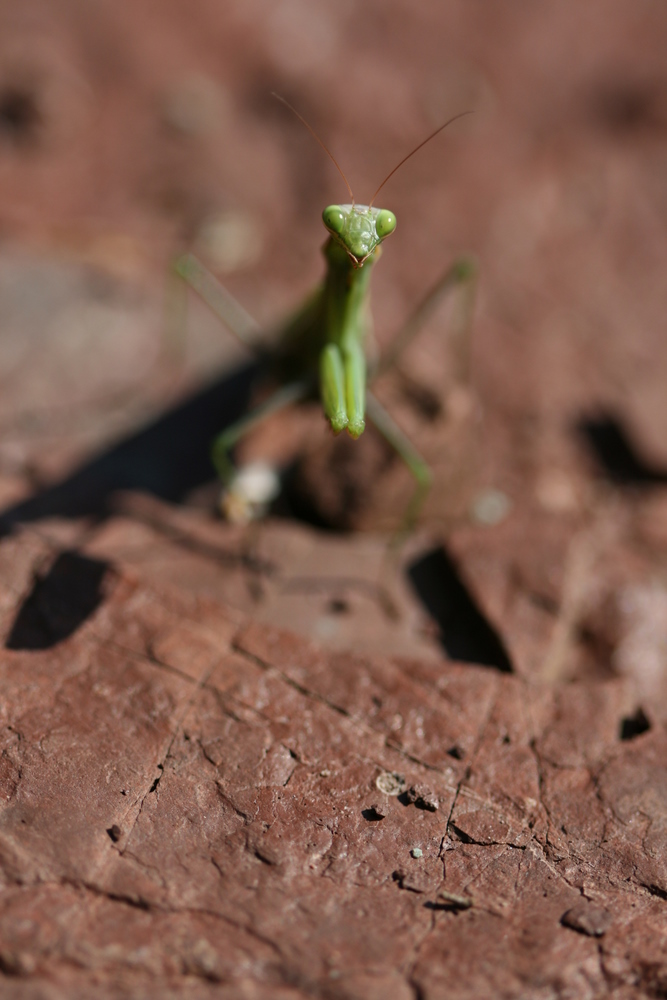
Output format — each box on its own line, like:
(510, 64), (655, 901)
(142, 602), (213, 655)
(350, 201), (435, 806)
(0, 526), (664, 998)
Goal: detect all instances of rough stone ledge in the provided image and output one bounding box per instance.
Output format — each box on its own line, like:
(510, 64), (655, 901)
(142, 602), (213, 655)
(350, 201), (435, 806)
(0, 526), (664, 999)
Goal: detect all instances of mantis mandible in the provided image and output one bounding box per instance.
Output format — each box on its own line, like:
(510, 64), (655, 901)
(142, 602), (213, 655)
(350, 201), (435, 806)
(173, 98), (477, 528)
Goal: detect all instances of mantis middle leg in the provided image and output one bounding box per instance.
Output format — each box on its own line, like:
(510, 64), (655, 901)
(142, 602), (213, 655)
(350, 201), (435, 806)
(366, 392), (432, 537)
(368, 255), (478, 532)
(378, 255), (477, 380)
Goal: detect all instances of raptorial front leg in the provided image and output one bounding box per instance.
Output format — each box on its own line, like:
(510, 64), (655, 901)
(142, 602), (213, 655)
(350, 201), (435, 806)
(320, 341), (366, 439)
(343, 340), (366, 439)
(320, 344), (348, 435)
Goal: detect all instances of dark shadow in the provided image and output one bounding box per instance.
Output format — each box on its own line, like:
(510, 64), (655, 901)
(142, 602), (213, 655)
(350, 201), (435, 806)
(0, 86), (42, 145)
(588, 77), (665, 135)
(619, 707), (651, 741)
(0, 362), (258, 536)
(424, 900), (467, 913)
(361, 808), (385, 822)
(6, 551), (110, 650)
(276, 460), (340, 531)
(407, 546), (513, 672)
(644, 884), (667, 901)
(576, 413), (667, 486)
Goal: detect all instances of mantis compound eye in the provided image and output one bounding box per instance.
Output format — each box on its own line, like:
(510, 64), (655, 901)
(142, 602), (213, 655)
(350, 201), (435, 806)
(375, 210), (397, 239)
(323, 205), (346, 235)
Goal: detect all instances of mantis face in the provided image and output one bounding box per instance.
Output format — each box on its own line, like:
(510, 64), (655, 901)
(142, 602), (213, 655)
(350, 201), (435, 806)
(322, 204), (396, 267)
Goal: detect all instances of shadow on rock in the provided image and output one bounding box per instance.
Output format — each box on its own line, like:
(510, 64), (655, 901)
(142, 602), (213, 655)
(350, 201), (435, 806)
(6, 550), (110, 650)
(0, 362), (258, 536)
(576, 412), (667, 486)
(407, 546), (513, 672)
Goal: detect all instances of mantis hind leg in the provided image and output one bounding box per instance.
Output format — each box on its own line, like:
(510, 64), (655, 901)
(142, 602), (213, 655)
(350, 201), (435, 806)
(212, 379), (312, 522)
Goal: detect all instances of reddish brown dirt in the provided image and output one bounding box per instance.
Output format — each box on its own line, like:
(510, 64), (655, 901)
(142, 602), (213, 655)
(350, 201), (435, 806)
(1, 1), (667, 996)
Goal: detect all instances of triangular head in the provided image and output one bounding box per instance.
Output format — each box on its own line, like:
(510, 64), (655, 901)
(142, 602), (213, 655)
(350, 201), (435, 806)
(322, 204), (397, 268)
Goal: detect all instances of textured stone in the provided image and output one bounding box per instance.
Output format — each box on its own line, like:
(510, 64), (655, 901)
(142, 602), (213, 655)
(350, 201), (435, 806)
(0, 529), (662, 996)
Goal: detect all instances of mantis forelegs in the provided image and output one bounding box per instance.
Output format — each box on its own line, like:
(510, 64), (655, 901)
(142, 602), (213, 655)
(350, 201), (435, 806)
(320, 341), (366, 438)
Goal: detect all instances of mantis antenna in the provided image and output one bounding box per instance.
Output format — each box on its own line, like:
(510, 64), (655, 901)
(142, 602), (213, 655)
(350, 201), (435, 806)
(368, 110), (473, 208)
(271, 93), (356, 205)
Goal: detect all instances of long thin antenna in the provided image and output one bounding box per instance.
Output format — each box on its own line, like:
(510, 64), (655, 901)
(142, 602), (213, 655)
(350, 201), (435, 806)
(368, 110), (473, 208)
(271, 92), (355, 205)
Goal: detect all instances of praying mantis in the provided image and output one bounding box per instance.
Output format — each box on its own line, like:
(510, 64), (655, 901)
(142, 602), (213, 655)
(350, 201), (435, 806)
(173, 98), (477, 529)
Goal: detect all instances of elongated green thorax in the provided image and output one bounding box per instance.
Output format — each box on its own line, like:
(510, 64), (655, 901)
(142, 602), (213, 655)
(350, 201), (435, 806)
(319, 204), (396, 438)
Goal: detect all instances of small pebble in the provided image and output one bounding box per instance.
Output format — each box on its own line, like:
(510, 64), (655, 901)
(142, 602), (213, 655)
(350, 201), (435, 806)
(162, 74), (228, 136)
(195, 210), (263, 274)
(561, 902), (613, 937)
(535, 470), (579, 513)
(221, 461), (281, 523)
(470, 489), (512, 526)
(405, 784), (439, 811)
(436, 889), (473, 910)
(411, 848), (423, 859)
(376, 771), (406, 796)
(394, 868), (430, 893)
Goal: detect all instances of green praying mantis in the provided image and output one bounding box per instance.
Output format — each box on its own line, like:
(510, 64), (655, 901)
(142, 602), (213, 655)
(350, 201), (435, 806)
(173, 98), (477, 529)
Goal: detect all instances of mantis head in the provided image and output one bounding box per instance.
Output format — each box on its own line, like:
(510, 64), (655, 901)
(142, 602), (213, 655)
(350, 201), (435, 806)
(322, 204), (397, 267)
